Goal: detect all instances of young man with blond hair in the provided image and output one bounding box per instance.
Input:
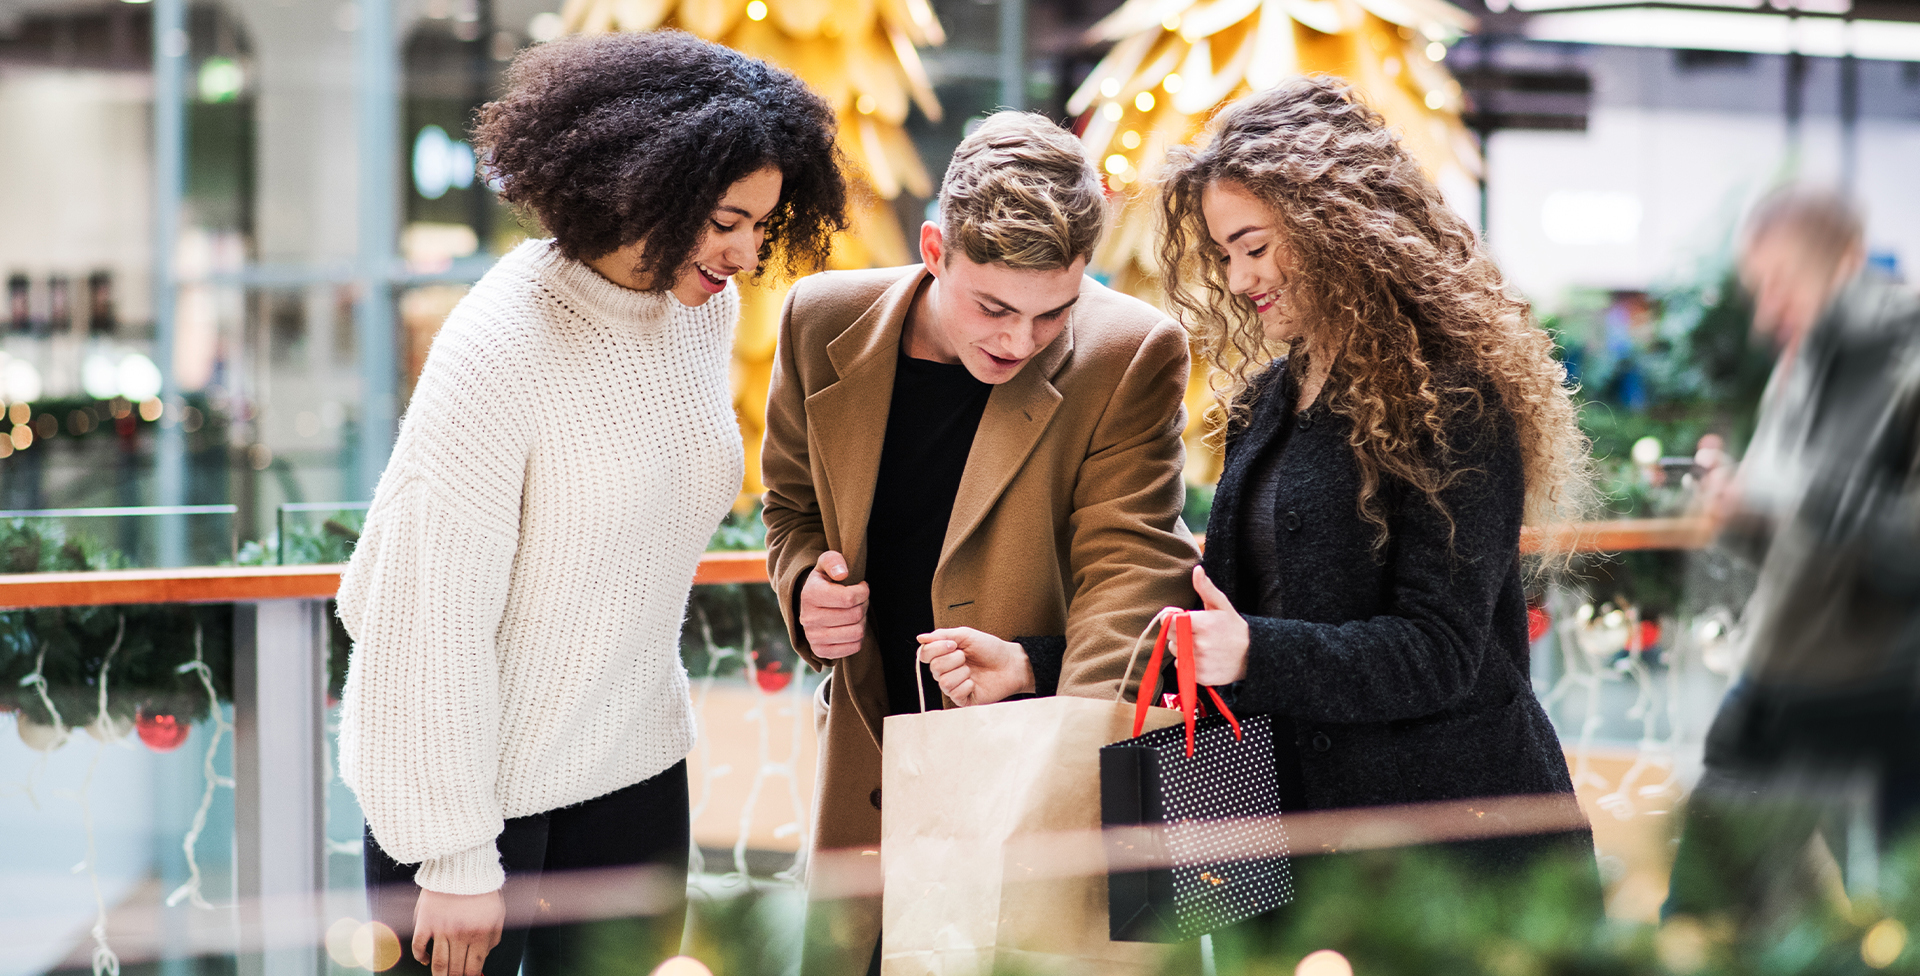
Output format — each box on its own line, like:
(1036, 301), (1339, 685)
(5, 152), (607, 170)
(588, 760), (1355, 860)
(761, 112), (1200, 973)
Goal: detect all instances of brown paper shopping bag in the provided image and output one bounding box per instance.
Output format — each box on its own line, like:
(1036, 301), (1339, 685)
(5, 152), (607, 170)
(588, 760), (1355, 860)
(879, 691), (1187, 975)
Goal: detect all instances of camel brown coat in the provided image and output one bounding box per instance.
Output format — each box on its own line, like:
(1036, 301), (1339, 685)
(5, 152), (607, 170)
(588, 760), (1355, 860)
(760, 264), (1200, 971)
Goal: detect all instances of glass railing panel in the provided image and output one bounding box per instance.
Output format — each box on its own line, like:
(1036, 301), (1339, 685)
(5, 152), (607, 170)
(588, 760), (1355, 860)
(0, 601), (239, 972)
(0, 505), (237, 571)
(271, 502), (369, 567)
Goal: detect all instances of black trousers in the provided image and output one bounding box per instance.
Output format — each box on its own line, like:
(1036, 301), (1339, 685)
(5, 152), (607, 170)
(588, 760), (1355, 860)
(364, 760), (691, 976)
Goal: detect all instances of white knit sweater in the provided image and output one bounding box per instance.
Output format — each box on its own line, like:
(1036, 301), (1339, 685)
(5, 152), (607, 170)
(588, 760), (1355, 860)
(336, 239), (743, 894)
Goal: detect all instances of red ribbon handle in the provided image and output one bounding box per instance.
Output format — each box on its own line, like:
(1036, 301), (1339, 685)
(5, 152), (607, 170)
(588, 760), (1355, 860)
(1130, 610), (1245, 757)
(1175, 613), (1199, 755)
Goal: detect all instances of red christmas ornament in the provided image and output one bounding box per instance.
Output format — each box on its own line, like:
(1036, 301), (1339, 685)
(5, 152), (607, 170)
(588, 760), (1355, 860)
(136, 709), (190, 752)
(1526, 605), (1552, 643)
(751, 651), (792, 694)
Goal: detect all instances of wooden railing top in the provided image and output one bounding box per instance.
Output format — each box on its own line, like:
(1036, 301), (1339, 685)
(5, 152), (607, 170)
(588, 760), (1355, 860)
(1518, 517), (1714, 554)
(0, 518), (1707, 609)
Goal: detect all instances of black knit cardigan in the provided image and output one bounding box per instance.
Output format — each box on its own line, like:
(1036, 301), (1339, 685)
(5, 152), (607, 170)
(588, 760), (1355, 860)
(1207, 361), (1586, 867)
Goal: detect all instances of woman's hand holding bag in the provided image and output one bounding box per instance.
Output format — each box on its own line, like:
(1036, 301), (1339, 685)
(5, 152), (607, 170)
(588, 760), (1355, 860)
(1187, 566), (1251, 686)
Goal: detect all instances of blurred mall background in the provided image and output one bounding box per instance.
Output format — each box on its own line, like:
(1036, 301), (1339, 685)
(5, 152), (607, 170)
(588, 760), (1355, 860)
(0, 0), (1914, 534)
(1, 0), (1919, 972)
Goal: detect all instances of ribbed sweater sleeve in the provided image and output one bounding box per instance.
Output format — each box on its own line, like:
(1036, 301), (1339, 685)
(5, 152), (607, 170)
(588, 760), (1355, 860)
(336, 313), (531, 895)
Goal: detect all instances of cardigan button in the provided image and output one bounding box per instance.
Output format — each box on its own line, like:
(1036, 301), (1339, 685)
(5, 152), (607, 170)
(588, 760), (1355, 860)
(870, 788), (882, 810)
(1298, 415), (1313, 430)
(1311, 732), (1332, 752)
(1284, 511), (1302, 532)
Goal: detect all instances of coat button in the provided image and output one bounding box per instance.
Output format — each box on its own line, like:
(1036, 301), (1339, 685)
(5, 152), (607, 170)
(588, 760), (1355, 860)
(869, 788), (882, 810)
(1312, 732), (1332, 752)
(1284, 511), (1302, 532)
(1298, 415), (1313, 430)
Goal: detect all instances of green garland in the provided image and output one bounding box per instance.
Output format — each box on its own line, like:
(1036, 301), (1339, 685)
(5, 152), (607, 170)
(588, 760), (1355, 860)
(0, 518), (233, 741)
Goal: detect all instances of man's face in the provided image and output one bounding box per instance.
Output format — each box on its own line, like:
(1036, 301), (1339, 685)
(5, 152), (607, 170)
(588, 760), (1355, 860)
(914, 223), (1086, 385)
(1740, 229), (1853, 351)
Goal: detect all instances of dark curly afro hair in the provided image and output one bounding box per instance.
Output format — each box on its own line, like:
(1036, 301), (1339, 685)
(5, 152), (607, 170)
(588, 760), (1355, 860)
(475, 30), (848, 287)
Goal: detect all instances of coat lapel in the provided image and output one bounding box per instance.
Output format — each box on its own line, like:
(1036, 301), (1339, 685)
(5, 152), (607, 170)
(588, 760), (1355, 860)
(805, 268), (926, 579)
(802, 268), (924, 754)
(938, 307), (1074, 565)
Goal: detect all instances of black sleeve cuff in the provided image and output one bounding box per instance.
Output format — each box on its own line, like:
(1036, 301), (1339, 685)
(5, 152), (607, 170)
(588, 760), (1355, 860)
(1016, 635), (1066, 698)
(1233, 614), (1294, 714)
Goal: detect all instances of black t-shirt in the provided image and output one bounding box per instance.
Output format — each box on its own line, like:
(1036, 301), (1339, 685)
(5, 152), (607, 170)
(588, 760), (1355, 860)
(865, 353), (993, 716)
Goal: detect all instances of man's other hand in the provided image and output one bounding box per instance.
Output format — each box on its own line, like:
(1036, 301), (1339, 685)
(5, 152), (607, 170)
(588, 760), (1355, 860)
(799, 550), (869, 659)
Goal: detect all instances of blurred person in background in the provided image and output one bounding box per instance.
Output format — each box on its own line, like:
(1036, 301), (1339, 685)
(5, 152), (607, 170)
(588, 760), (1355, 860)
(760, 111), (1198, 975)
(336, 31), (847, 976)
(1155, 77), (1597, 947)
(1666, 186), (1920, 928)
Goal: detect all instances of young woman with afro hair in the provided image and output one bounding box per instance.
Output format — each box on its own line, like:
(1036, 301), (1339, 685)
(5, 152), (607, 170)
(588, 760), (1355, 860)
(336, 30), (847, 976)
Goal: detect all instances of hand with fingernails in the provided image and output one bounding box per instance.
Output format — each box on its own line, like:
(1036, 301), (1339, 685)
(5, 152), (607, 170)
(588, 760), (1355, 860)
(1188, 565), (1250, 686)
(917, 629), (1035, 706)
(799, 550), (869, 660)
(412, 888), (503, 976)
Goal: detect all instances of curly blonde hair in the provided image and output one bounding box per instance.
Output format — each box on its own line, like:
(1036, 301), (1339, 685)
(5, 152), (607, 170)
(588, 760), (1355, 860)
(1158, 77), (1590, 545)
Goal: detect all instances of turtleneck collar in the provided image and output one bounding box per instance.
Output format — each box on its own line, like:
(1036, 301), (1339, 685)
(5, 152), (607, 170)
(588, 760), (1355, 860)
(508, 238), (734, 327)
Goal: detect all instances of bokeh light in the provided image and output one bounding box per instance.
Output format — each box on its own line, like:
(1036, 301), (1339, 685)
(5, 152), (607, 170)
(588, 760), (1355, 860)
(3, 358), (42, 404)
(649, 957), (714, 976)
(324, 917), (360, 968)
(1297, 949), (1354, 976)
(350, 920), (403, 972)
(117, 353), (164, 402)
(82, 352), (121, 400)
(1864, 919), (1908, 969)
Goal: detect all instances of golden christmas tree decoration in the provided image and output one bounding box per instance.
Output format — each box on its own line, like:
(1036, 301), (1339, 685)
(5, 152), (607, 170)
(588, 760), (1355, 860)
(559, 0), (946, 502)
(1068, 0), (1478, 480)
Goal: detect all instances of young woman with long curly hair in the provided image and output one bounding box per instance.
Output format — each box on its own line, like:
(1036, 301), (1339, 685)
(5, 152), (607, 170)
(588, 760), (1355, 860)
(1157, 78), (1596, 889)
(336, 31), (846, 976)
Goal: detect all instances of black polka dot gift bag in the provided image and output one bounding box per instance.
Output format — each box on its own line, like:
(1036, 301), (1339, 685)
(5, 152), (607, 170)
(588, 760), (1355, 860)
(1101, 608), (1296, 942)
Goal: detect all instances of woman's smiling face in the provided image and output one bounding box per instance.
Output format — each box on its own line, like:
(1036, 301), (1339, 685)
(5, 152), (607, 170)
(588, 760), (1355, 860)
(588, 165), (785, 304)
(1201, 179), (1303, 344)
(671, 165), (784, 306)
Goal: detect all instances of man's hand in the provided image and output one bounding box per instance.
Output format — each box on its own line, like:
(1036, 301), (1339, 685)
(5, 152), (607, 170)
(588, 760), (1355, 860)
(799, 550), (869, 660)
(1188, 566), (1250, 686)
(917, 628), (1035, 706)
(412, 888), (504, 976)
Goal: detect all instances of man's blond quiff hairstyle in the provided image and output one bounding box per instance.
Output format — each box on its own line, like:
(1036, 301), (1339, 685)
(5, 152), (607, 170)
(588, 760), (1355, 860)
(937, 112), (1107, 270)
